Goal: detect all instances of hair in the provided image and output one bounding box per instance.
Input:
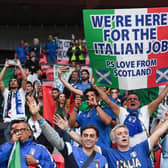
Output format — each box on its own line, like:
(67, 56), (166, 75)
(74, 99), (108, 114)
(81, 125), (99, 137)
(84, 87), (99, 97)
(81, 69), (90, 76)
(121, 96), (128, 106)
(10, 120), (33, 138)
(26, 81), (33, 87)
(11, 119), (31, 130)
(110, 124), (128, 140)
(52, 88), (60, 92)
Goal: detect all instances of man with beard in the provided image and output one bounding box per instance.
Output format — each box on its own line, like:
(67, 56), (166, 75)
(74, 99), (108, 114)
(0, 59), (27, 141)
(75, 69), (91, 92)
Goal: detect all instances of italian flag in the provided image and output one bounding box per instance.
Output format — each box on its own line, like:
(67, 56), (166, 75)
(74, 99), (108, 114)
(8, 141), (21, 168)
(83, 7), (168, 90)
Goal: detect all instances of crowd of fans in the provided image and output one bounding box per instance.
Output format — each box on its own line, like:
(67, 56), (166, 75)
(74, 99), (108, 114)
(0, 34), (168, 168)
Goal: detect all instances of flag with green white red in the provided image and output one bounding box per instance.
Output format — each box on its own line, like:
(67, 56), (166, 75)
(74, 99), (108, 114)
(8, 141), (21, 168)
(83, 8), (168, 90)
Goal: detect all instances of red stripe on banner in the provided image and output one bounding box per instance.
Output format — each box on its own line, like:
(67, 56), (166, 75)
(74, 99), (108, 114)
(43, 84), (56, 127)
(148, 7), (168, 13)
(147, 8), (168, 88)
(157, 26), (168, 41)
(148, 53), (168, 87)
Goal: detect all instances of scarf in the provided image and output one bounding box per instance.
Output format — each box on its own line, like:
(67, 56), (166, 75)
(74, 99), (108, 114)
(5, 90), (23, 118)
(124, 109), (143, 137)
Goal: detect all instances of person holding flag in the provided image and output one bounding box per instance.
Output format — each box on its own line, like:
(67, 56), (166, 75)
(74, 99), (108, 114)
(0, 120), (56, 168)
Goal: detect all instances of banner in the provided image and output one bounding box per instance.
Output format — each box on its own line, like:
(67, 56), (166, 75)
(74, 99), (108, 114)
(43, 84), (56, 126)
(57, 39), (70, 61)
(83, 8), (168, 90)
(8, 141), (21, 168)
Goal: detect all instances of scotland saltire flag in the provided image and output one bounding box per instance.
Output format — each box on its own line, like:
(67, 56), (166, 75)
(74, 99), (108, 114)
(96, 70), (112, 85)
(156, 67), (168, 84)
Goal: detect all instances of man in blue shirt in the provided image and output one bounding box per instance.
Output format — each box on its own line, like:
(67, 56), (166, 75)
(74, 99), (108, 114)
(15, 40), (27, 64)
(69, 88), (113, 148)
(75, 69), (91, 92)
(43, 35), (59, 64)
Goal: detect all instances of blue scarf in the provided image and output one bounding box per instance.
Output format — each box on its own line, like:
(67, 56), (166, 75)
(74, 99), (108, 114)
(124, 109), (143, 137)
(15, 90), (24, 115)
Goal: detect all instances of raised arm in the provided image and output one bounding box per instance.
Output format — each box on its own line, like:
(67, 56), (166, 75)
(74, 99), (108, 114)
(0, 60), (10, 92)
(93, 85), (120, 117)
(149, 111), (168, 149)
(26, 95), (65, 151)
(16, 59), (27, 90)
(91, 93), (112, 125)
(148, 85), (168, 115)
(68, 95), (81, 128)
(54, 114), (82, 145)
(58, 68), (83, 96)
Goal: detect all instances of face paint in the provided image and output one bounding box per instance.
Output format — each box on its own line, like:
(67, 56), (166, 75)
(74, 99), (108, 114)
(115, 136), (120, 141)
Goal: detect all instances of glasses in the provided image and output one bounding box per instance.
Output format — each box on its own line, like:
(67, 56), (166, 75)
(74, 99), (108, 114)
(13, 128), (27, 134)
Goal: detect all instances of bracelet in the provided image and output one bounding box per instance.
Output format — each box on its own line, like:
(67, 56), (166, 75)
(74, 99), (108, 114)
(73, 108), (79, 113)
(65, 127), (71, 133)
(38, 118), (45, 125)
(95, 104), (100, 109)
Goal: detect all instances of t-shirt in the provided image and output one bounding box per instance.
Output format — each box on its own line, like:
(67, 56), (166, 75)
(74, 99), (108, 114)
(119, 106), (150, 147)
(101, 140), (152, 168)
(76, 82), (91, 92)
(60, 142), (108, 168)
(77, 107), (112, 148)
(3, 88), (26, 122)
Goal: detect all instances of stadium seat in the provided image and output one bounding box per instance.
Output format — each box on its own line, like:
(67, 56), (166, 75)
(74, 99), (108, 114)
(52, 154), (64, 168)
(57, 60), (69, 65)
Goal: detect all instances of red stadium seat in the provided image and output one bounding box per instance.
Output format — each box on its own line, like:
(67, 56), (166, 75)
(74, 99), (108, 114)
(52, 154), (64, 168)
(57, 60), (69, 65)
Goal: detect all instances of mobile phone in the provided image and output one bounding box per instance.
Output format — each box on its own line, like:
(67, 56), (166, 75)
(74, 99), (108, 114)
(8, 60), (16, 65)
(80, 95), (89, 101)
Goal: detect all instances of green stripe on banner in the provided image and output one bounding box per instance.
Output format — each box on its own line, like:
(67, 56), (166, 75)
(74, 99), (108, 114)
(8, 141), (21, 168)
(83, 9), (119, 88)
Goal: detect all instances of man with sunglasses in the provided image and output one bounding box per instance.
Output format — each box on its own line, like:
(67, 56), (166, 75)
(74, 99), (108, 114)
(0, 120), (56, 168)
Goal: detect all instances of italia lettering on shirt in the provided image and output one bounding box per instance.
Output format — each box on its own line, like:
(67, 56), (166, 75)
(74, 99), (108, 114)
(116, 158), (142, 168)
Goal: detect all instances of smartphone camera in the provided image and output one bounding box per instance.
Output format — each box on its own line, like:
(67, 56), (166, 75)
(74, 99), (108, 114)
(8, 60), (16, 65)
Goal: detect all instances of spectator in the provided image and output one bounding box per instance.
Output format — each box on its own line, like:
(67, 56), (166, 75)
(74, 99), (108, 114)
(25, 51), (41, 84)
(14, 40), (27, 64)
(29, 38), (40, 61)
(64, 70), (79, 99)
(0, 59), (27, 141)
(68, 88), (113, 148)
(51, 88), (60, 104)
(0, 120), (56, 167)
(78, 38), (87, 65)
(43, 34), (59, 64)
(67, 39), (80, 66)
(54, 93), (71, 142)
(26, 96), (108, 168)
(75, 69), (91, 92)
(94, 84), (168, 146)
(109, 88), (121, 106)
